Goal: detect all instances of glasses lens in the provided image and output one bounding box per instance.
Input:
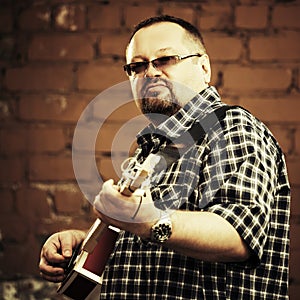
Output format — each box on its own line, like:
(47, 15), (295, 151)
(127, 62), (148, 76)
(153, 56), (178, 68)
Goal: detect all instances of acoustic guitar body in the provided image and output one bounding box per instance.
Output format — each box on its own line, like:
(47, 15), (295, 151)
(57, 221), (119, 300)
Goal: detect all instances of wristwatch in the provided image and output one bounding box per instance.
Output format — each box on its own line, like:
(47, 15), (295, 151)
(150, 215), (172, 243)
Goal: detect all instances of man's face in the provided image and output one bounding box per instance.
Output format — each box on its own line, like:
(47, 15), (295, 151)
(126, 22), (211, 120)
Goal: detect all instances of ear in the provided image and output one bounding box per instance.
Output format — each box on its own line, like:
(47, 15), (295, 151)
(200, 54), (211, 84)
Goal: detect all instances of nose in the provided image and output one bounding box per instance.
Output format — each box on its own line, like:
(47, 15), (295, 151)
(144, 62), (162, 77)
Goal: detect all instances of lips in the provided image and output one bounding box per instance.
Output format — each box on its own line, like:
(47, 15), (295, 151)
(146, 83), (167, 91)
(142, 81), (169, 97)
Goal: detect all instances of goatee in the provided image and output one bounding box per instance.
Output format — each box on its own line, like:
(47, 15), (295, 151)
(139, 78), (181, 117)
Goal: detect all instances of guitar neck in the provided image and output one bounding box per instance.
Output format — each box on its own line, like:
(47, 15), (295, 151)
(82, 219), (108, 253)
(82, 181), (139, 253)
(82, 154), (159, 253)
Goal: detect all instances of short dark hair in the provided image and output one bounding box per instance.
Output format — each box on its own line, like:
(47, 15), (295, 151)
(128, 15), (206, 52)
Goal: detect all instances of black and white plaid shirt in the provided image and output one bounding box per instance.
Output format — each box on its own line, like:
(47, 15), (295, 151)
(100, 86), (290, 299)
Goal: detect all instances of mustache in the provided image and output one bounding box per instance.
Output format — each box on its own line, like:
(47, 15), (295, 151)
(140, 78), (173, 97)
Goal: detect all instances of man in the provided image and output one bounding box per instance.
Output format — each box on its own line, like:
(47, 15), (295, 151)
(39, 15), (290, 299)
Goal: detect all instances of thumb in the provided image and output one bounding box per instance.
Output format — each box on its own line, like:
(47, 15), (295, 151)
(58, 233), (74, 258)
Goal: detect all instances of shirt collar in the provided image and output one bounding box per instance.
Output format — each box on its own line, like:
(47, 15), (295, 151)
(136, 86), (222, 154)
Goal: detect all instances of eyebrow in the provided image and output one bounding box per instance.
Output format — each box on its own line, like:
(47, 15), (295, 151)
(131, 47), (177, 62)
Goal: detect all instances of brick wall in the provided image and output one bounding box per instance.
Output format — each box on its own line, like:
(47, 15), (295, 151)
(0, 0), (299, 299)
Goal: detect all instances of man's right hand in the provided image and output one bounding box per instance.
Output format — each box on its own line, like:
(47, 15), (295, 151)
(39, 230), (86, 282)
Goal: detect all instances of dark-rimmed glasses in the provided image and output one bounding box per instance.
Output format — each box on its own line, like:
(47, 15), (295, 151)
(123, 54), (203, 77)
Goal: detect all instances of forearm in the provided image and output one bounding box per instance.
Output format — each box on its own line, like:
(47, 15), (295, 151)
(161, 211), (250, 262)
(93, 181), (251, 262)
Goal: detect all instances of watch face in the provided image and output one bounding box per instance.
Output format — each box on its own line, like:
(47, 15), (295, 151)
(151, 221), (172, 243)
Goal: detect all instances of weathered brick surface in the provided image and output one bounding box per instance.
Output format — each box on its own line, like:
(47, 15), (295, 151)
(161, 5), (194, 24)
(88, 4), (122, 30)
(28, 34), (94, 61)
(0, 1), (299, 298)
(54, 189), (85, 214)
(16, 188), (51, 218)
(19, 6), (51, 31)
(77, 62), (127, 90)
(29, 156), (74, 181)
(205, 34), (243, 61)
(125, 5), (158, 27)
(235, 5), (268, 29)
(5, 65), (74, 91)
(273, 5), (300, 28)
(223, 66), (292, 92)
(291, 186), (300, 215)
(0, 9), (13, 33)
(0, 189), (14, 214)
(239, 95), (300, 123)
(250, 31), (300, 61)
(197, 4), (232, 31)
(0, 157), (24, 182)
(0, 127), (66, 154)
(286, 157), (300, 186)
(19, 93), (91, 122)
(53, 4), (86, 31)
(295, 126), (300, 155)
(100, 33), (131, 56)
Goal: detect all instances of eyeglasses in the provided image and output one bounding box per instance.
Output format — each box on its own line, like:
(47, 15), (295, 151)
(123, 54), (203, 77)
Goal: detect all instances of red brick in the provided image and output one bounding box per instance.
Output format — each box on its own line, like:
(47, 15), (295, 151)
(28, 34), (94, 61)
(286, 156), (300, 185)
(0, 126), (66, 155)
(0, 157), (24, 182)
(223, 65), (291, 92)
(290, 223), (300, 250)
(0, 189), (14, 214)
(239, 95), (300, 123)
(68, 153), (104, 194)
(205, 34), (242, 61)
(273, 5), (300, 29)
(0, 9), (13, 33)
(29, 155), (74, 181)
(235, 5), (268, 29)
(5, 65), (74, 91)
(54, 189), (84, 214)
(0, 215), (30, 242)
(92, 98), (141, 122)
(0, 36), (15, 60)
(19, 6), (50, 30)
(19, 93), (91, 122)
(36, 216), (92, 235)
(161, 5), (195, 24)
(198, 4), (232, 30)
(289, 278), (300, 300)
(298, 67), (300, 90)
(0, 127), (26, 154)
(250, 32), (300, 61)
(294, 127), (300, 155)
(125, 5), (158, 28)
(100, 33), (131, 56)
(267, 125), (293, 154)
(54, 4), (86, 31)
(95, 120), (145, 153)
(99, 157), (120, 182)
(88, 5), (121, 30)
(0, 100), (12, 121)
(291, 186), (300, 216)
(27, 128), (66, 152)
(16, 187), (51, 218)
(77, 61), (127, 91)
(0, 234), (41, 276)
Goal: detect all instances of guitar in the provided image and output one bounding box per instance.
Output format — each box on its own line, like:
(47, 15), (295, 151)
(57, 153), (161, 300)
